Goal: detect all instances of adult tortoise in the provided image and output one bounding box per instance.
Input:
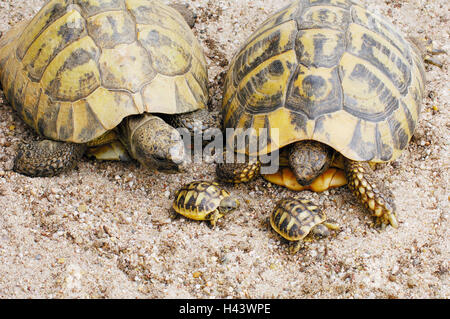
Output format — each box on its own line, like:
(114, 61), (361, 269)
(0, 0), (217, 177)
(217, 0), (432, 228)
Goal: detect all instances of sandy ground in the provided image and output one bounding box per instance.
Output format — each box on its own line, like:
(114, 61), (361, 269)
(0, 0), (448, 299)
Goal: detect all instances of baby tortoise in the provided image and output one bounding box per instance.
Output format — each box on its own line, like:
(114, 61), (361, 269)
(270, 198), (339, 254)
(173, 181), (239, 227)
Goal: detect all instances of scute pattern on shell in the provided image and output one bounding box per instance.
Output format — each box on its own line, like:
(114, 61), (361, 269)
(0, 0), (208, 144)
(173, 181), (230, 220)
(222, 0), (425, 163)
(270, 198), (325, 241)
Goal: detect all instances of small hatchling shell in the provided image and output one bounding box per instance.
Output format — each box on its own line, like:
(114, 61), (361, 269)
(173, 181), (239, 226)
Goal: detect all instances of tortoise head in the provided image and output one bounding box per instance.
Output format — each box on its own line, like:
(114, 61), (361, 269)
(122, 114), (188, 173)
(218, 196), (240, 215)
(288, 140), (334, 186)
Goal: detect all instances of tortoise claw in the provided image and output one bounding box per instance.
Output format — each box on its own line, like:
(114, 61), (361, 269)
(387, 212), (399, 229)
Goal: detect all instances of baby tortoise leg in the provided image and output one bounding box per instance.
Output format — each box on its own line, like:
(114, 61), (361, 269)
(216, 150), (261, 183)
(14, 140), (86, 177)
(169, 207), (181, 221)
(424, 49), (445, 68)
(288, 141), (334, 186)
(289, 240), (304, 254)
(344, 160), (398, 228)
(208, 210), (222, 228)
(168, 109), (220, 135)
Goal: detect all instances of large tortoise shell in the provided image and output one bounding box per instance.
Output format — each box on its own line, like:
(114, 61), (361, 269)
(222, 0), (426, 163)
(0, 0), (208, 143)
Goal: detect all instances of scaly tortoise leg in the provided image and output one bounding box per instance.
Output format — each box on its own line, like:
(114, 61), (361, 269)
(262, 151), (348, 191)
(14, 140), (86, 177)
(344, 160), (398, 228)
(289, 241), (304, 254)
(216, 150), (261, 183)
(288, 222), (339, 254)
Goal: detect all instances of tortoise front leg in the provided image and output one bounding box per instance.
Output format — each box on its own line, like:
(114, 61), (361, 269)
(14, 140), (86, 177)
(216, 150), (261, 184)
(344, 160), (398, 228)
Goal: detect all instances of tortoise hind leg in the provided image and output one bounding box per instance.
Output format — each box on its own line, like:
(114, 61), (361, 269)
(344, 160), (398, 228)
(14, 140), (86, 177)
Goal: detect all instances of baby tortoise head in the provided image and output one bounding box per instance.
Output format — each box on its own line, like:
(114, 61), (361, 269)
(218, 195), (239, 215)
(288, 141), (334, 186)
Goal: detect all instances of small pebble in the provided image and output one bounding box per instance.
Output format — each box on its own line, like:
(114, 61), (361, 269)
(407, 278), (417, 288)
(193, 271), (202, 278)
